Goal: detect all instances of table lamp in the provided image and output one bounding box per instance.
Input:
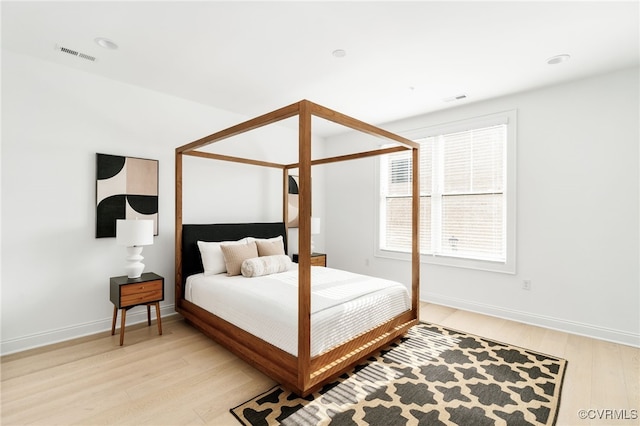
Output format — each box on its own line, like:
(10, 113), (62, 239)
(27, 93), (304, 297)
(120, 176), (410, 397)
(311, 217), (321, 253)
(116, 219), (154, 278)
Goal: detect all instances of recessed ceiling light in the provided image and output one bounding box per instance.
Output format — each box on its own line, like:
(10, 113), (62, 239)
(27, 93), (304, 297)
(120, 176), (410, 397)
(547, 54), (570, 65)
(332, 49), (346, 58)
(94, 37), (118, 50)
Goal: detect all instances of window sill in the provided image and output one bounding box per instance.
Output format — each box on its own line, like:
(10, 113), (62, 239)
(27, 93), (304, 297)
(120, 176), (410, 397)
(375, 248), (516, 274)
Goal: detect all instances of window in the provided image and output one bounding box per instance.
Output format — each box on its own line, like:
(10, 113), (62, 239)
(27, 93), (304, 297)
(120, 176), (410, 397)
(378, 111), (516, 273)
(390, 158), (411, 184)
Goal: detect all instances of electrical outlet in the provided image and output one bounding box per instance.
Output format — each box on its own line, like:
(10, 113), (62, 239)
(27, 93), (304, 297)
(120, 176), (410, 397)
(522, 280), (532, 291)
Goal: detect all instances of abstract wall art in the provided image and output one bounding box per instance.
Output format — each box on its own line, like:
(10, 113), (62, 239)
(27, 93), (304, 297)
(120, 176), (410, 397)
(287, 175), (299, 228)
(96, 153), (158, 238)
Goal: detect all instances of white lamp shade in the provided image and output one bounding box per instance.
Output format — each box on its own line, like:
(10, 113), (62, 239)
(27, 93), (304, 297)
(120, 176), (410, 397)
(310, 217), (321, 253)
(311, 217), (321, 235)
(116, 219), (154, 247)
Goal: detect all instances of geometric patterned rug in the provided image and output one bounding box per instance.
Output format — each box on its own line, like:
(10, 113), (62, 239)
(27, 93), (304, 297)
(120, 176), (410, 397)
(231, 323), (567, 426)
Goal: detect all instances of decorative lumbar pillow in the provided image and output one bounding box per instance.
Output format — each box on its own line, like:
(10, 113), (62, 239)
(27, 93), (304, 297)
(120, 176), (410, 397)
(197, 239), (248, 275)
(255, 235), (286, 256)
(241, 255), (293, 278)
(220, 241), (259, 276)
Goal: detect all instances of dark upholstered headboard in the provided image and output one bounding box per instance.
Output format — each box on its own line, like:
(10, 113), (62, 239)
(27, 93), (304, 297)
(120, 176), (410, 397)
(181, 222), (287, 285)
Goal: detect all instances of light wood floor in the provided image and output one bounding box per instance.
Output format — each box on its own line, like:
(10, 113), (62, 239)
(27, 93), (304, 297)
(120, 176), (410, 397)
(1, 303), (638, 425)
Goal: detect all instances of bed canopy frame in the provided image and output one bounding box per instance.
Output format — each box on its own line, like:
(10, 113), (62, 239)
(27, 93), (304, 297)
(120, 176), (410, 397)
(175, 99), (420, 396)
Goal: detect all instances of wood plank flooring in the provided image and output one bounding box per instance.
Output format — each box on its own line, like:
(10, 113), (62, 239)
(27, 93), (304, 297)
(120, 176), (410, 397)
(2, 303), (638, 425)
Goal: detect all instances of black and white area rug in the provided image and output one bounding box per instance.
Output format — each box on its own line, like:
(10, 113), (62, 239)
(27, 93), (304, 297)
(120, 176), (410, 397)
(231, 323), (567, 426)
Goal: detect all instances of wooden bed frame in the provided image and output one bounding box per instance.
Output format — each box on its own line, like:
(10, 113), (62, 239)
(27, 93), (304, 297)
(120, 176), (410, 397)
(175, 99), (420, 396)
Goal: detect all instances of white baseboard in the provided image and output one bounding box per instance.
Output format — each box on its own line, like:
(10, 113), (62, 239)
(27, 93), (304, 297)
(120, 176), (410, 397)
(423, 293), (640, 348)
(0, 304), (177, 356)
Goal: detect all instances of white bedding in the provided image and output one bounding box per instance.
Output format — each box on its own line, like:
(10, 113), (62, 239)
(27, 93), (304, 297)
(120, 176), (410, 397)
(185, 266), (410, 356)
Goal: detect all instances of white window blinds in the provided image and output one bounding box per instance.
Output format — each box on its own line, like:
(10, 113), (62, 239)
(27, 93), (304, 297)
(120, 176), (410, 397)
(380, 119), (509, 265)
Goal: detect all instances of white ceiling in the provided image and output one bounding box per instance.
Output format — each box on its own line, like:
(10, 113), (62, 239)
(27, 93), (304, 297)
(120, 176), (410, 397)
(2, 1), (639, 136)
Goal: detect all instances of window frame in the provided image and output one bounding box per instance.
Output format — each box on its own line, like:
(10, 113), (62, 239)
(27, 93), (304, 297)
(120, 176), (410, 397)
(375, 110), (517, 274)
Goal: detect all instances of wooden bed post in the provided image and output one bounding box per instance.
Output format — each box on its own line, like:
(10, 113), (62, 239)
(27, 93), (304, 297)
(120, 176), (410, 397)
(283, 168), (289, 235)
(297, 100), (312, 392)
(175, 151), (183, 308)
(411, 146), (420, 315)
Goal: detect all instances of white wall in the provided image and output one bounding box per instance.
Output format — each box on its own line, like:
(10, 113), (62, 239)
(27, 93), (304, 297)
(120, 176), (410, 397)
(324, 67), (639, 347)
(0, 49), (306, 354)
(2, 48), (636, 353)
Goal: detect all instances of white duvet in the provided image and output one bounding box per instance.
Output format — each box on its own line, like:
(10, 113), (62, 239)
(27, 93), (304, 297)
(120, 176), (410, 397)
(185, 266), (410, 356)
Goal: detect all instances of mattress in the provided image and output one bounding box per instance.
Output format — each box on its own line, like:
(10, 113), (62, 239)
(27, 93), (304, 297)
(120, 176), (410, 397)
(185, 266), (410, 356)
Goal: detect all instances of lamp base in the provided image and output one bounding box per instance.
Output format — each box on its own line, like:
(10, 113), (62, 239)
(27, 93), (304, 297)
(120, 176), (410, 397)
(124, 246), (145, 279)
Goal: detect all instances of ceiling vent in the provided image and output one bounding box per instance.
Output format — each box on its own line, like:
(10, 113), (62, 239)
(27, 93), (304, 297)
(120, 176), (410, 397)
(55, 45), (97, 62)
(443, 94), (467, 103)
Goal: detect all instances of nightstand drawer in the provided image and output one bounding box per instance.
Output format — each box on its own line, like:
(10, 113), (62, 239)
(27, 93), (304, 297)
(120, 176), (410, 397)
(310, 255), (326, 267)
(293, 253), (327, 267)
(121, 280), (162, 296)
(121, 280), (162, 306)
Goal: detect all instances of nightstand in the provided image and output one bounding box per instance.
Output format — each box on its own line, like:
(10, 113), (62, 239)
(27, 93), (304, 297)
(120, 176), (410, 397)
(293, 252), (327, 267)
(110, 272), (164, 346)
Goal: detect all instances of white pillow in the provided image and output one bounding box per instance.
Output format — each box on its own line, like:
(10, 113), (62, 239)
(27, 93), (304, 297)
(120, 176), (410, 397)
(197, 238), (248, 276)
(241, 254), (293, 278)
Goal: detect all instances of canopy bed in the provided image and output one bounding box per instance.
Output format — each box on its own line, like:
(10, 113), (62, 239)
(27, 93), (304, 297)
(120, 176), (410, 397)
(175, 100), (420, 396)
